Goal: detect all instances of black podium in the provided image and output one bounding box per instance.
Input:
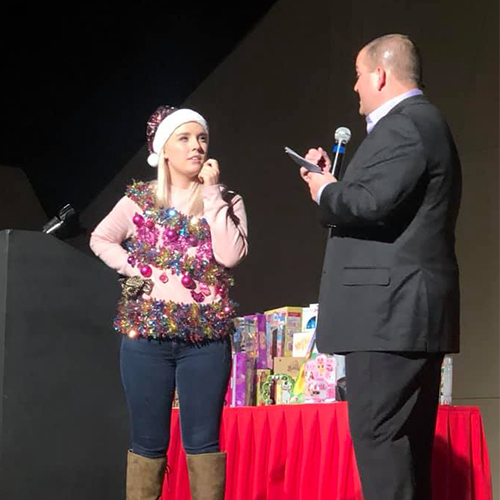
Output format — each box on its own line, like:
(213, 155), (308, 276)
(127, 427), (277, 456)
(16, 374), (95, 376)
(0, 230), (128, 499)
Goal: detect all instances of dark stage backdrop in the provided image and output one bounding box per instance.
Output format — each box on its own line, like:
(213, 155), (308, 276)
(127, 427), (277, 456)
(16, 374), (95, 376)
(0, 165), (46, 231)
(79, 0), (500, 494)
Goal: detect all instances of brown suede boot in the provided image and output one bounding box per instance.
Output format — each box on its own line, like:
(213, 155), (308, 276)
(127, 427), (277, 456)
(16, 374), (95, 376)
(126, 450), (167, 500)
(186, 451), (226, 500)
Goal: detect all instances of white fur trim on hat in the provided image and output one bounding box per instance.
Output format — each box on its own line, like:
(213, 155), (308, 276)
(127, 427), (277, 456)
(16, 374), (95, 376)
(147, 153), (159, 167)
(149, 109), (208, 167)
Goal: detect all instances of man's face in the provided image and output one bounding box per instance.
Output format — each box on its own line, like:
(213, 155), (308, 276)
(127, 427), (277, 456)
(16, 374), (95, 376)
(353, 49), (378, 116)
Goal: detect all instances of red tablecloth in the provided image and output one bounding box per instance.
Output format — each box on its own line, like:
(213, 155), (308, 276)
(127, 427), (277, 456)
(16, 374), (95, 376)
(162, 403), (492, 500)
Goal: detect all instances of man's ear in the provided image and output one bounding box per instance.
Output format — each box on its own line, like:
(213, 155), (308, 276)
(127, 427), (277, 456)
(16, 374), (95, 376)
(376, 67), (387, 91)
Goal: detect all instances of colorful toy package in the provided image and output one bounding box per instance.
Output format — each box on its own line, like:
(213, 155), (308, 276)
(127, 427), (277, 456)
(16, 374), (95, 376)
(301, 303), (318, 332)
(256, 369), (272, 406)
(292, 330), (315, 358)
(244, 313), (270, 369)
(265, 306), (302, 358)
(304, 354), (337, 403)
(231, 352), (247, 407)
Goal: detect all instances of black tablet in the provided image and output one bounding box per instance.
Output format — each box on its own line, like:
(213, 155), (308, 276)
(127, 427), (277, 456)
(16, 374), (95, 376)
(284, 147), (323, 174)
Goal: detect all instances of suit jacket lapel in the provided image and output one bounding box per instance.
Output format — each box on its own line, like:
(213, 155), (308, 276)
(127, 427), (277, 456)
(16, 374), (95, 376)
(340, 95), (429, 180)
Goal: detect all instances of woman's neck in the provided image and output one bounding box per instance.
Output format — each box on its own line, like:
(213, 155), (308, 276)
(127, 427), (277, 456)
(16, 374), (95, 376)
(169, 171), (199, 190)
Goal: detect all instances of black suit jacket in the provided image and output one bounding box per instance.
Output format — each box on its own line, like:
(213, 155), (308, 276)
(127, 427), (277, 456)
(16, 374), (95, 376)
(316, 95), (462, 354)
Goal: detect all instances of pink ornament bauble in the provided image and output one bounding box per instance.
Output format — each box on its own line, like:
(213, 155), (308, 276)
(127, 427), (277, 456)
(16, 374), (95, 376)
(159, 273), (169, 283)
(145, 219), (155, 229)
(133, 214), (145, 226)
(181, 274), (195, 289)
(166, 228), (179, 242)
(127, 256), (136, 266)
(191, 291), (205, 303)
(140, 265), (152, 278)
(188, 236), (199, 247)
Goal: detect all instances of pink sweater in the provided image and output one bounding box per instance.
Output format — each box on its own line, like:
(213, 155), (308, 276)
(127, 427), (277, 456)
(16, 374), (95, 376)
(90, 181), (248, 342)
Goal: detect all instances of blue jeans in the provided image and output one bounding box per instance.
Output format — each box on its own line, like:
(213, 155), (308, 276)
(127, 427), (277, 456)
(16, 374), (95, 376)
(120, 335), (232, 459)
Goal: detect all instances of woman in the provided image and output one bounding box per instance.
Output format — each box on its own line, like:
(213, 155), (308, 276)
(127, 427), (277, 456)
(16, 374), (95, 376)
(90, 105), (248, 500)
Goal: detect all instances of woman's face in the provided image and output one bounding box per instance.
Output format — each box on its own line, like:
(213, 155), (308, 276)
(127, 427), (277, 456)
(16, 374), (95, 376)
(163, 122), (208, 183)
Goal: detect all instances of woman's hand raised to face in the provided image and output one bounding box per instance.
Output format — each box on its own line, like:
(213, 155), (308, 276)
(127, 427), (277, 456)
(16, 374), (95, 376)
(198, 159), (220, 185)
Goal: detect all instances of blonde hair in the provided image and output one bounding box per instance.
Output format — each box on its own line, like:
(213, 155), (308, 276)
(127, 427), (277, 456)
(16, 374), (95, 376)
(154, 150), (204, 216)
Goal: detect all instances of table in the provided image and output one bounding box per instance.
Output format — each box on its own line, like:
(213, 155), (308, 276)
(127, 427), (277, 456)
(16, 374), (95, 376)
(162, 403), (492, 500)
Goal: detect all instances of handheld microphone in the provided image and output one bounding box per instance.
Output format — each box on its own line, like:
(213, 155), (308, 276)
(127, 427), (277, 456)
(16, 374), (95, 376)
(331, 127), (352, 178)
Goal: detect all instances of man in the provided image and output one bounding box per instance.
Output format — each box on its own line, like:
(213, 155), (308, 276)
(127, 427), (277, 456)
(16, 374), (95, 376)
(301, 34), (461, 500)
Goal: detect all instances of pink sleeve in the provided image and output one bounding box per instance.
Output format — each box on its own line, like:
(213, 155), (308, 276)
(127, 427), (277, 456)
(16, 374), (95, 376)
(202, 185), (249, 268)
(89, 196), (140, 277)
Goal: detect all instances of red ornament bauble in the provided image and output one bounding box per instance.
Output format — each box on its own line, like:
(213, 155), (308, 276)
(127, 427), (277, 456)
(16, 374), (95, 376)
(166, 228), (179, 242)
(140, 265), (152, 278)
(181, 274), (195, 289)
(133, 214), (145, 226)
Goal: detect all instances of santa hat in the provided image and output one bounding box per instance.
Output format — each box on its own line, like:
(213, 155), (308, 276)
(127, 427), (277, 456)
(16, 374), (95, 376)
(146, 105), (208, 167)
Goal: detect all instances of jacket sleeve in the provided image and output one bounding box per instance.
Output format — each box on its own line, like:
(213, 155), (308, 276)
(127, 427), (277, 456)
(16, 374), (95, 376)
(89, 196), (140, 276)
(320, 114), (426, 227)
(202, 185), (249, 268)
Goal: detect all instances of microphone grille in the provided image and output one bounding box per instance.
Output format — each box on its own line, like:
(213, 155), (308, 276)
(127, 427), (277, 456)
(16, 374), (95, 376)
(335, 127), (352, 144)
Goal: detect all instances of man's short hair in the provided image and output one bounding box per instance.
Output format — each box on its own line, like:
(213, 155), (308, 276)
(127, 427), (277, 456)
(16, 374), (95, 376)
(363, 34), (423, 88)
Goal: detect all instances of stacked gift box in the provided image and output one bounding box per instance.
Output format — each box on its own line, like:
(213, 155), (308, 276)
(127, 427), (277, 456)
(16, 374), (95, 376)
(225, 303), (454, 407)
(226, 303), (343, 406)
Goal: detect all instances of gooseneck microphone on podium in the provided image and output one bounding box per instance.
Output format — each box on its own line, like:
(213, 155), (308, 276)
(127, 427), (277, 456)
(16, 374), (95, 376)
(42, 204), (77, 236)
(331, 127), (352, 178)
